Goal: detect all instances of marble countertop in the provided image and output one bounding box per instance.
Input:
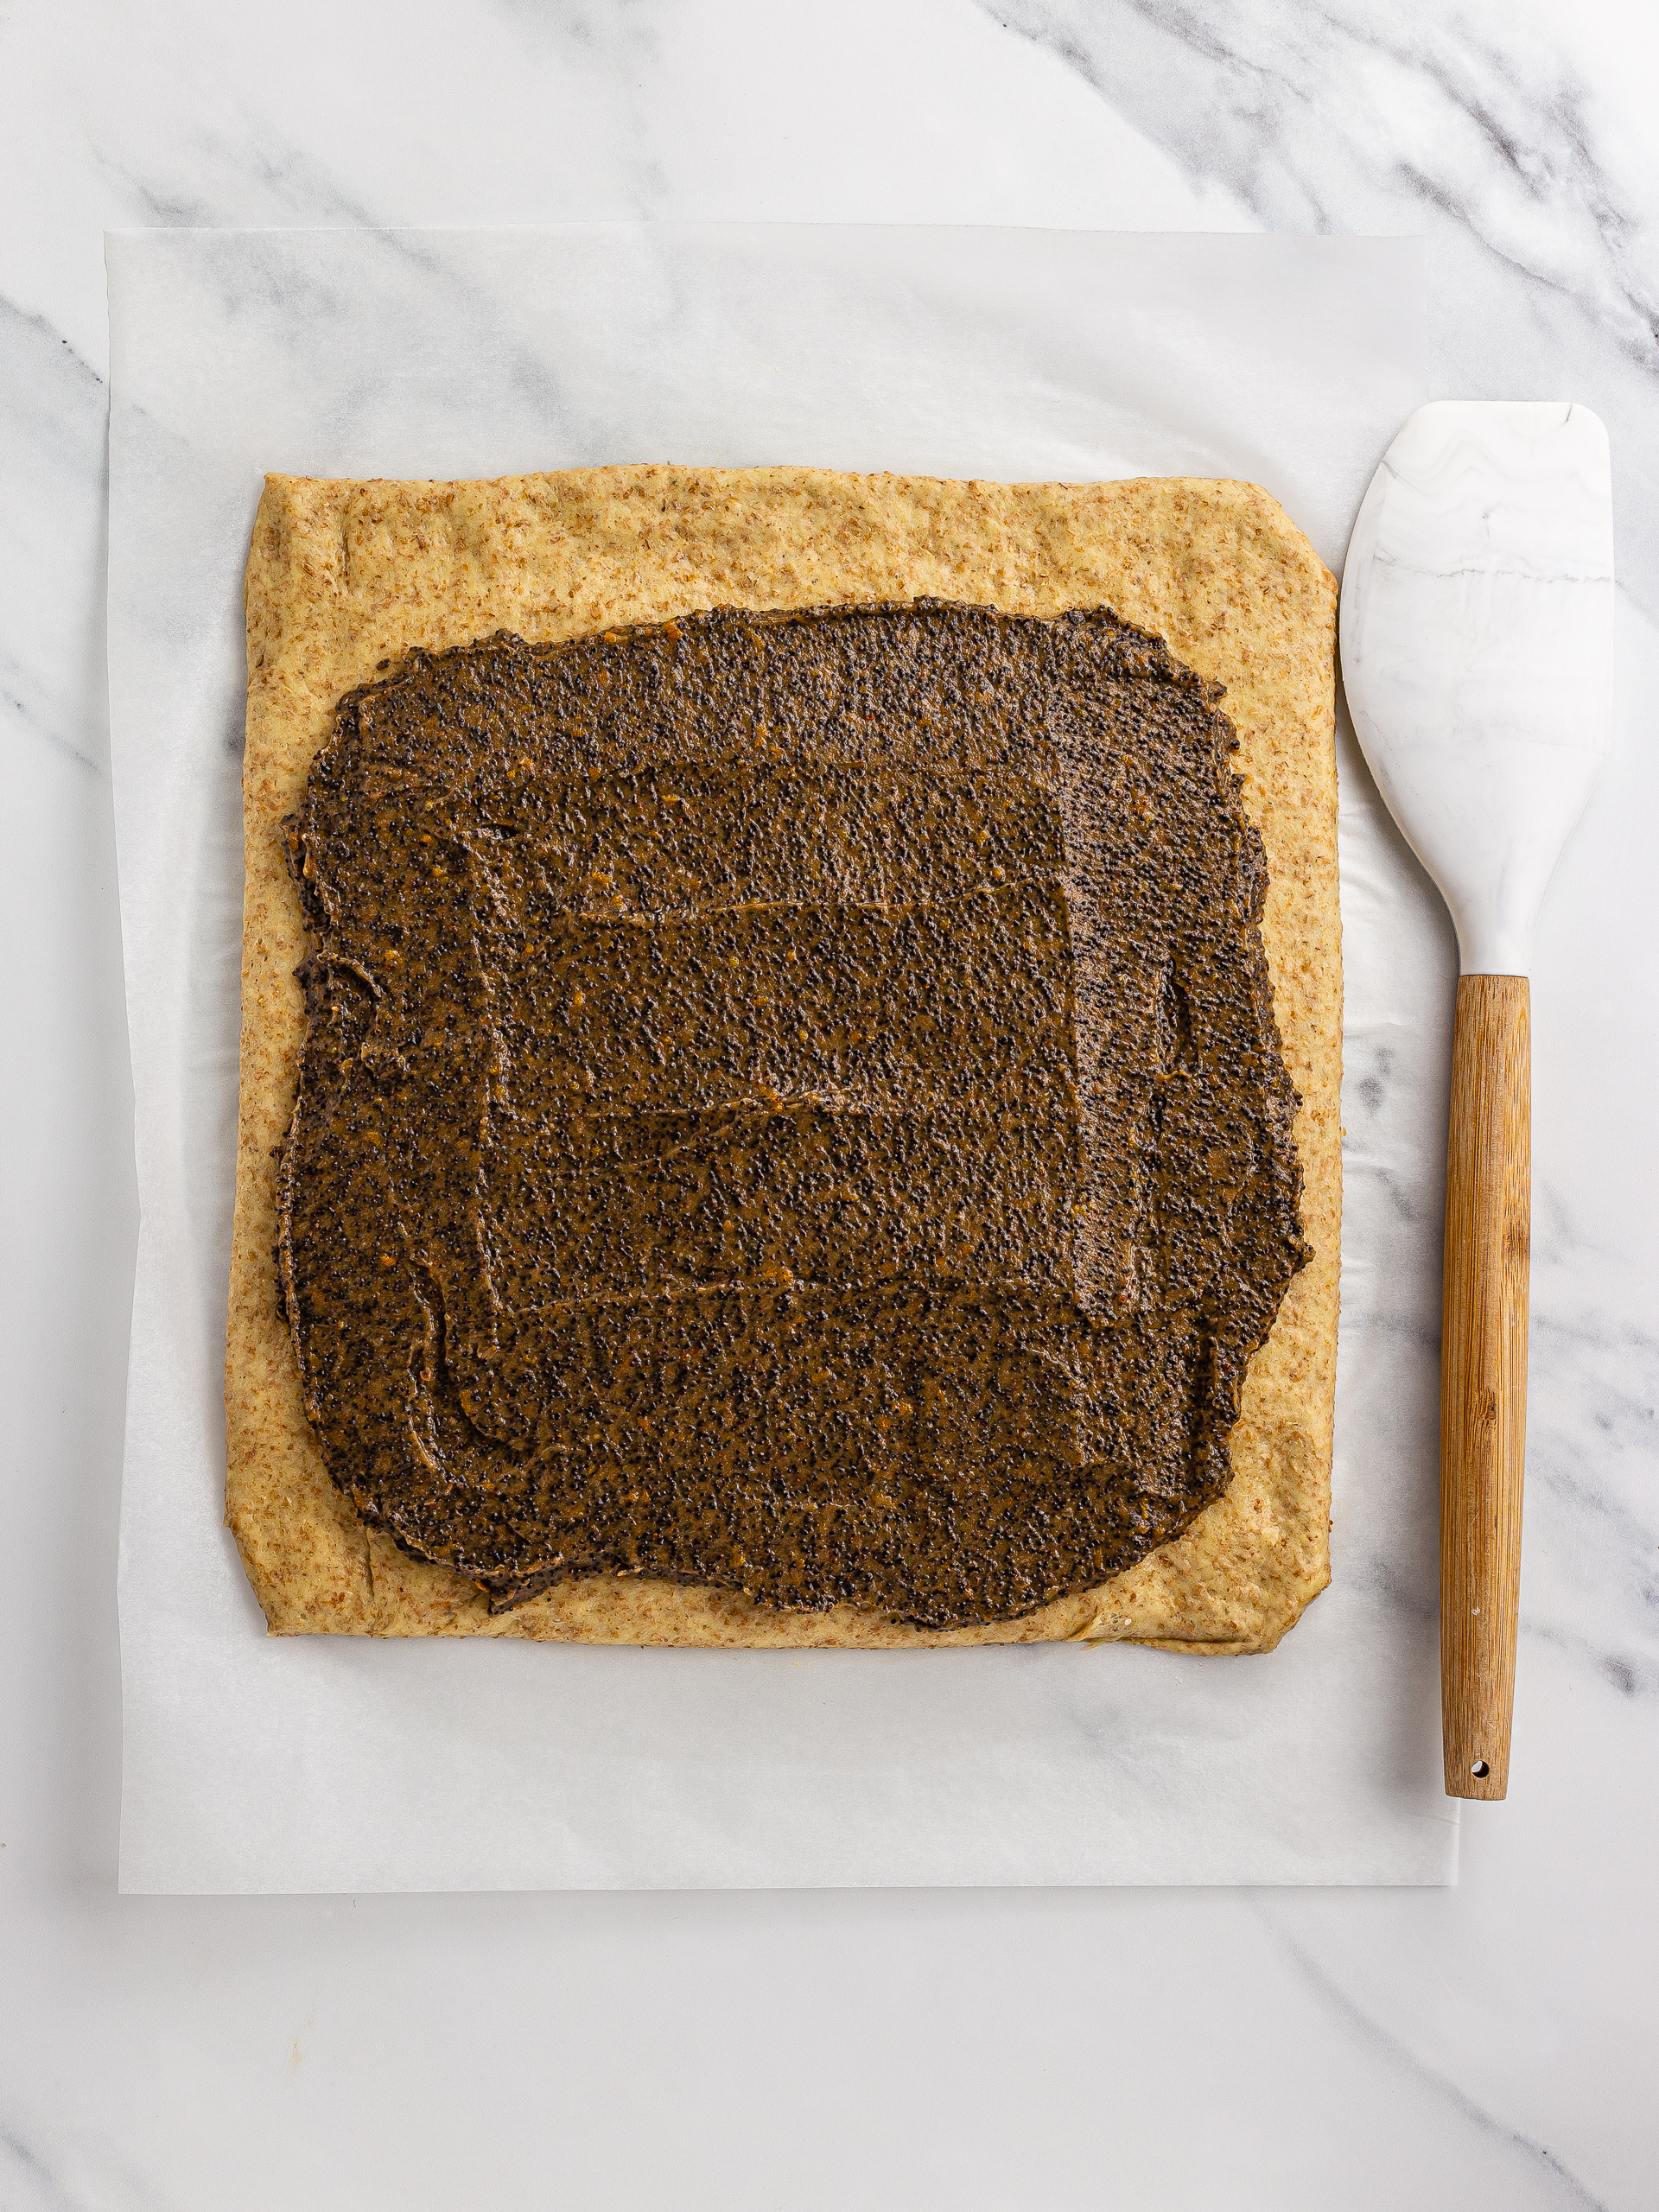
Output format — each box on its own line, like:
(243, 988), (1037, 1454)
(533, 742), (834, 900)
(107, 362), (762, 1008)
(3, 1), (1656, 2205)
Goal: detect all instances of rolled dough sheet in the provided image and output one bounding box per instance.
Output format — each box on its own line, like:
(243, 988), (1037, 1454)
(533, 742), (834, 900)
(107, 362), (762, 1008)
(227, 466), (1339, 1652)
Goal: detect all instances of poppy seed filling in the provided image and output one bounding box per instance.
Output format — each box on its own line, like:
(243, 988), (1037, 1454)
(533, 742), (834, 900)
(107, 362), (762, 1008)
(277, 599), (1310, 1627)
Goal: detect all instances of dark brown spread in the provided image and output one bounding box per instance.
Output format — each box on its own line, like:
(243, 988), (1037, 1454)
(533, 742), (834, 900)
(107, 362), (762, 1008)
(278, 600), (1309, 1627)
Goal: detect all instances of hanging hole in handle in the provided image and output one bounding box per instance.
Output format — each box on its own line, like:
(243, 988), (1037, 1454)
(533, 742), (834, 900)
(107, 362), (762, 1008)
(1471, 1759), (1491, 1779)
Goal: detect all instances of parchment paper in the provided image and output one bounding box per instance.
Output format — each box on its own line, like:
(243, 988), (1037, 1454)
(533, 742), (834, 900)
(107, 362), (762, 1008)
(106, 225), (1451, 1891)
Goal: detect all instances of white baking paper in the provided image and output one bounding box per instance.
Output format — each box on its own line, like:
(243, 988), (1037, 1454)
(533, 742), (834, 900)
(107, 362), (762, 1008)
(106, 225), (1450, 1891)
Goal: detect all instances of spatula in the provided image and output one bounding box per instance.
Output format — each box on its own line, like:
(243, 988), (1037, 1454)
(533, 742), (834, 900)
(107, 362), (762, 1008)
(1339, 401), (1614, 1801)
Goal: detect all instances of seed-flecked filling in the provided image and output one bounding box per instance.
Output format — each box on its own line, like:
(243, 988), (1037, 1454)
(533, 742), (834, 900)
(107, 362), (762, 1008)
(277, 600), (1309, 1627)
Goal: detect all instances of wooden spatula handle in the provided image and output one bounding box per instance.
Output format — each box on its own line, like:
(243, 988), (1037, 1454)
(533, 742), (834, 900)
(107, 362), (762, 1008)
(1440, 975), (1531, 1800)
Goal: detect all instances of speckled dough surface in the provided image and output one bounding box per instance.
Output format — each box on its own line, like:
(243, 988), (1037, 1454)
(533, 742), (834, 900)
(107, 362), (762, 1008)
(228, 466), (1341, 1650)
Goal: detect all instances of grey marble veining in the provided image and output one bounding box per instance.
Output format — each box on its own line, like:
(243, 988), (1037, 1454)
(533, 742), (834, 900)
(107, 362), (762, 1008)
(1255, 1900), (1613, 2210)
(3, 0), (1657, 2205)
(0, 298), (109, 776)
(983, 0), (1659, 607)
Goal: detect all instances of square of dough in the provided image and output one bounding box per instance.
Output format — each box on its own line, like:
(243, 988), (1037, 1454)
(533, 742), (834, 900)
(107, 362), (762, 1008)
(227, 466), (1339, 1651)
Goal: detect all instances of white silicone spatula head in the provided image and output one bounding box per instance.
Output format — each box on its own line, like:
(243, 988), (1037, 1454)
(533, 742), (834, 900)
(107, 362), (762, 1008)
(1340, 401), (1614, 974)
